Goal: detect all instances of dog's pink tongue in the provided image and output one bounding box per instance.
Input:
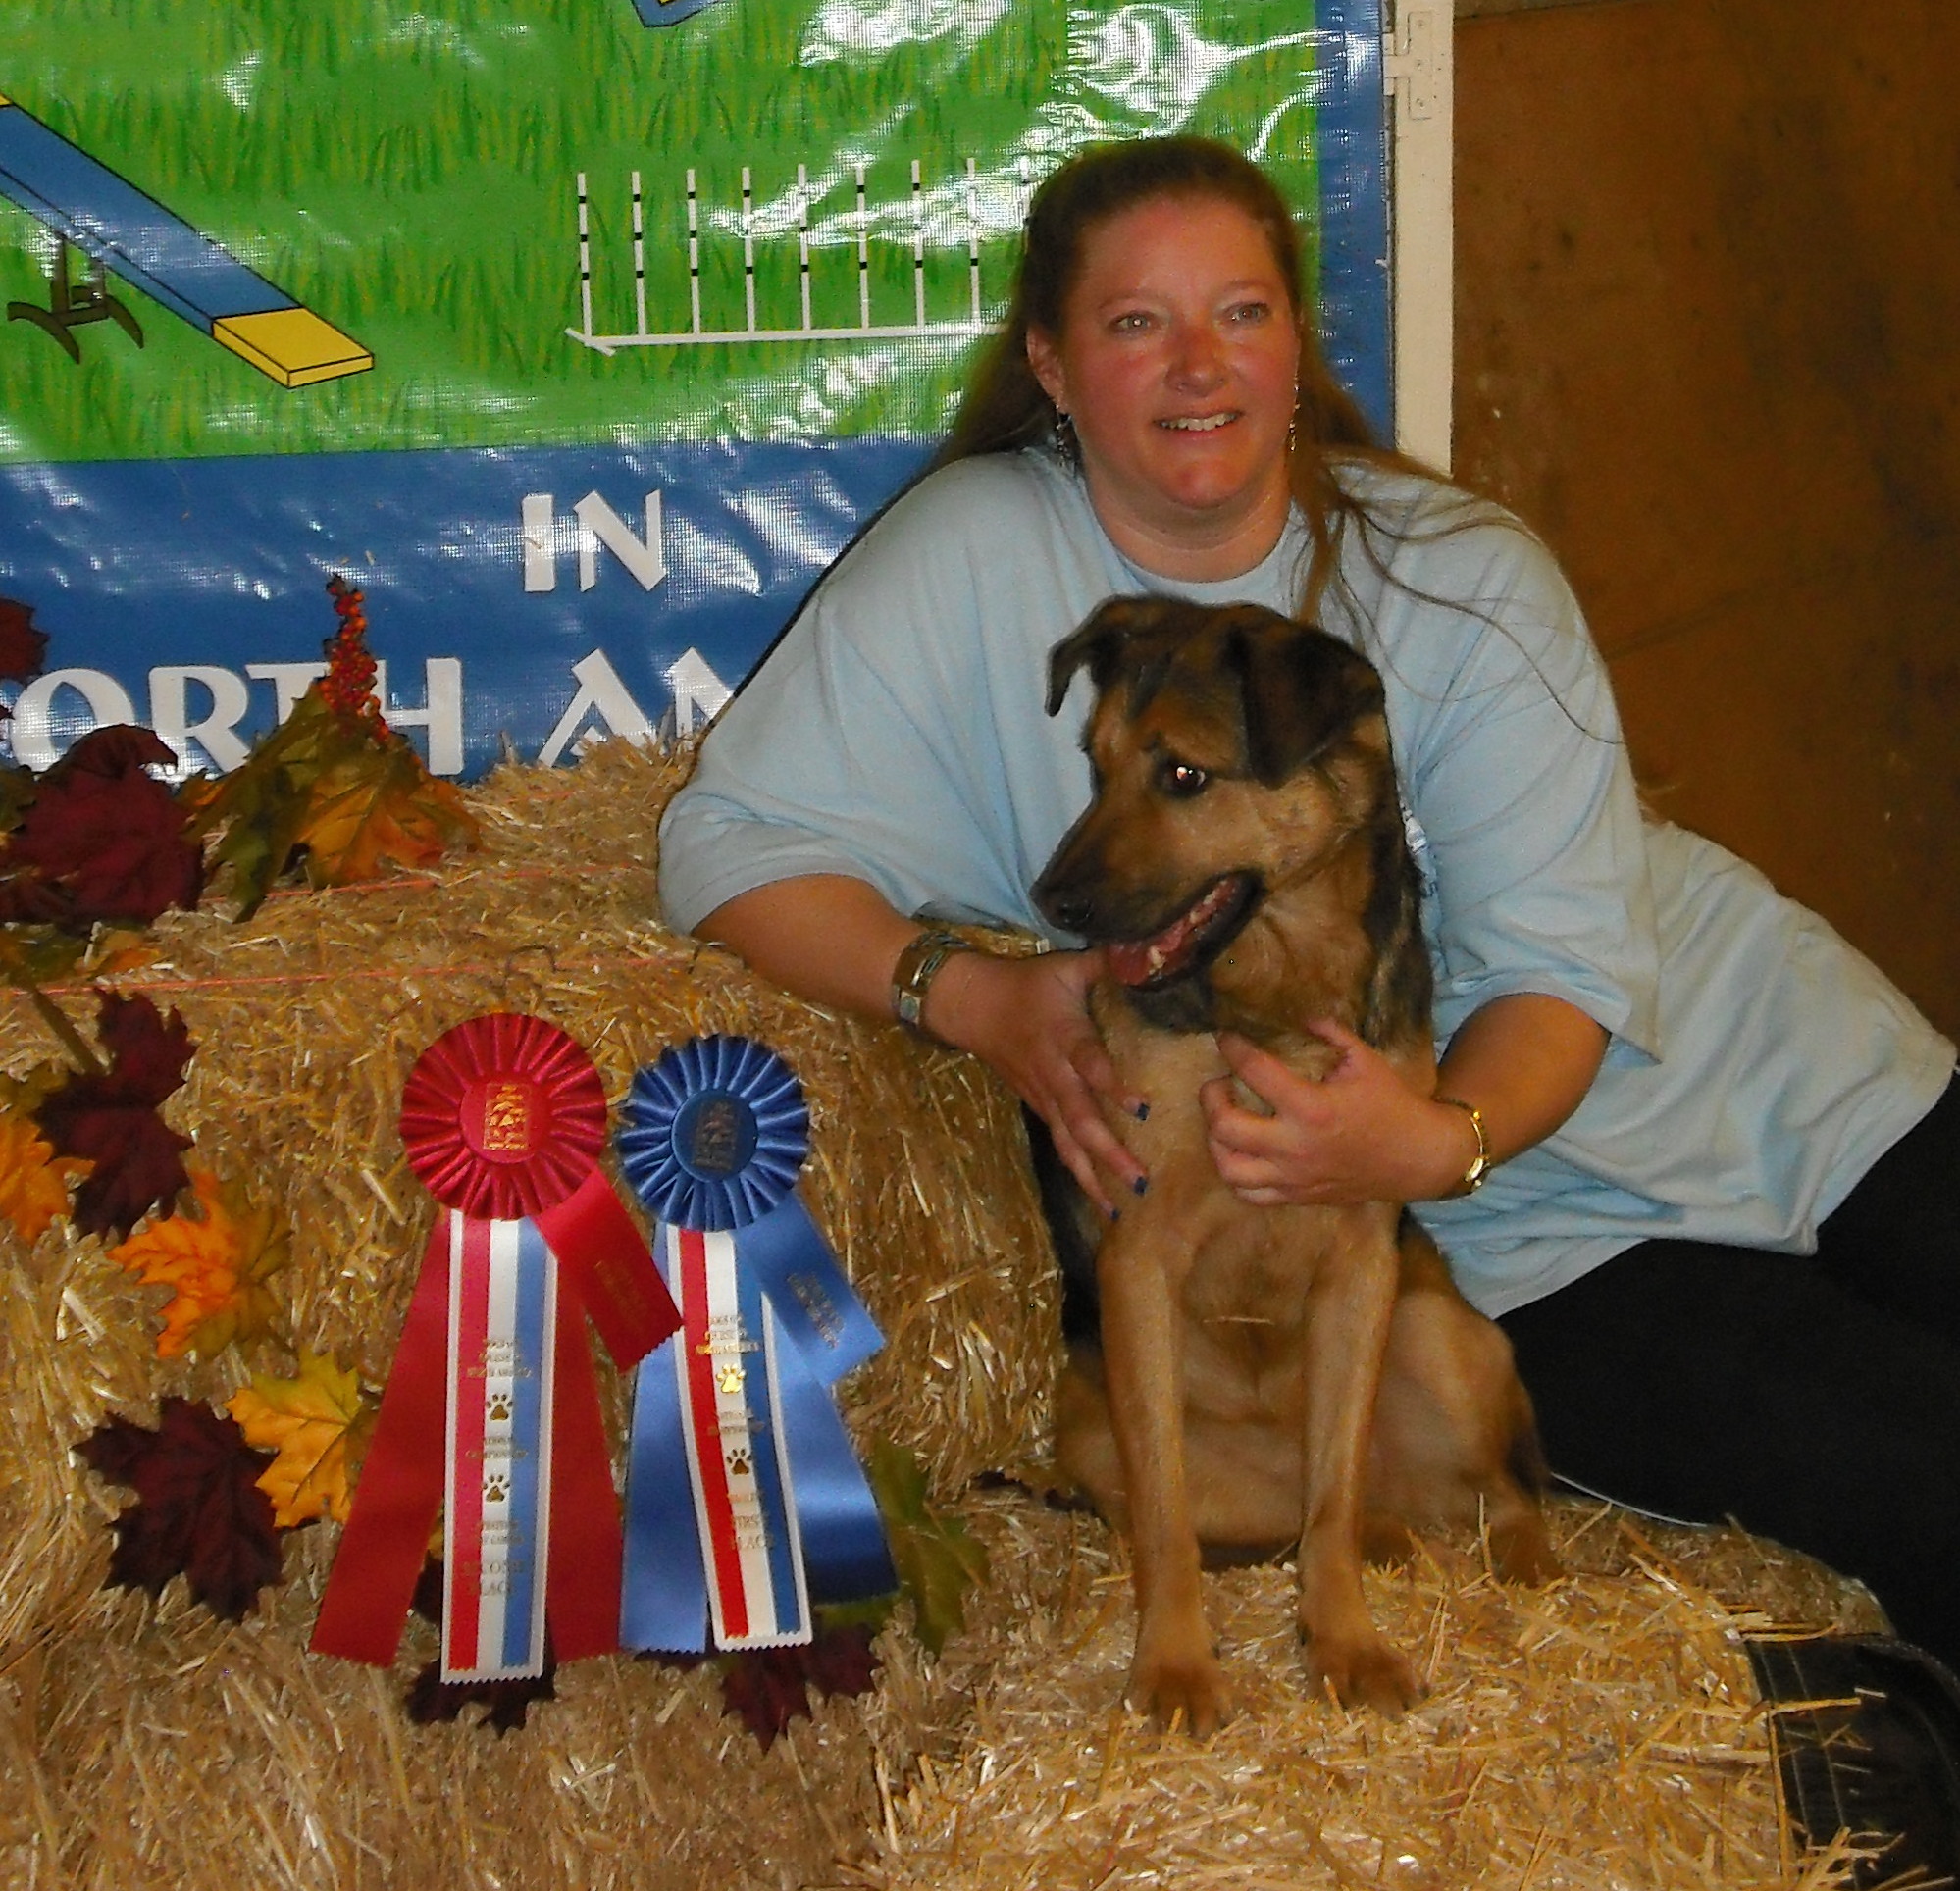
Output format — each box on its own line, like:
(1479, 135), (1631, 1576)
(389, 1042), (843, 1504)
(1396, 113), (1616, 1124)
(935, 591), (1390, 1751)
(1106, 879), (1242, 986)
(1108, 911), (1198, 987)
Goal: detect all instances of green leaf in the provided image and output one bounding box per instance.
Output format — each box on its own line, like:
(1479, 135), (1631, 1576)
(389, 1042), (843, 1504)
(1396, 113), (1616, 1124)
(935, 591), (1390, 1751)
(865, 1435), (989, 1656)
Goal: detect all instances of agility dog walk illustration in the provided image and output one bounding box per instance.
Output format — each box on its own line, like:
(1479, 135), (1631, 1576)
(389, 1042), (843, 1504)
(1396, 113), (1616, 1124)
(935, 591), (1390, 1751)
(0, 91), (370, 385)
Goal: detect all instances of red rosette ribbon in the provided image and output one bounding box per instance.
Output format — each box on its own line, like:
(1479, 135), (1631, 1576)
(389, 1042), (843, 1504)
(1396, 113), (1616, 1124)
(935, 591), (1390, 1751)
(312, 1014), (678, 1676)
(397, 1013), (677, 1361)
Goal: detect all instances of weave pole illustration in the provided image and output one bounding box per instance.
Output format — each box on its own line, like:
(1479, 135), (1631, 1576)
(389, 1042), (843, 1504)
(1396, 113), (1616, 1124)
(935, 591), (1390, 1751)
(0, 92), (371, 386)
(567, 156), (1027, 356)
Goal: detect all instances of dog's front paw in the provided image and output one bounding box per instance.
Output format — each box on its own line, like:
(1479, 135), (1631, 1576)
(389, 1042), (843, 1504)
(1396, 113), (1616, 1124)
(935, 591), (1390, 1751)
(1489, 1511), (1562, 1586)
(1300, 1631), (1425, 1715)
(1127, 1650), (1233, 1737)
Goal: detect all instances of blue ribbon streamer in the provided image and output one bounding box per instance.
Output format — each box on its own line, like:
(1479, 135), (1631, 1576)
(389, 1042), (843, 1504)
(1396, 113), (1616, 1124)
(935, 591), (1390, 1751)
(617, 1037), (896, 1652)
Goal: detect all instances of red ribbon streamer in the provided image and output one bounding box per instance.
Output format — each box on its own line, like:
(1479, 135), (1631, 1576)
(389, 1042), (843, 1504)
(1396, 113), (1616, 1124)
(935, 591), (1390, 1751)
(311, 1220), (450, 1665)
(312, 1215), (636, 1667)
(535, 1167), (677, 1368)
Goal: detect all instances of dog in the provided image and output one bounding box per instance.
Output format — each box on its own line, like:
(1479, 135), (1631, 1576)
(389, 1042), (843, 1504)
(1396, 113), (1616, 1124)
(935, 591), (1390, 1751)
(1029, 595), (1557, 1733)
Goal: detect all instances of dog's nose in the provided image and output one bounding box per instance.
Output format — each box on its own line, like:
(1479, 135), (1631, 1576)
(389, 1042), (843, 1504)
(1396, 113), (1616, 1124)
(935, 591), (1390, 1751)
(1032, 872), (1093, 938)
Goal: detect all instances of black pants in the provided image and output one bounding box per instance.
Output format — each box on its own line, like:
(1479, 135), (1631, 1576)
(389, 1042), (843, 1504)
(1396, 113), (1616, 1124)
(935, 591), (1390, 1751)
(1499, 1078), (1960, 1670)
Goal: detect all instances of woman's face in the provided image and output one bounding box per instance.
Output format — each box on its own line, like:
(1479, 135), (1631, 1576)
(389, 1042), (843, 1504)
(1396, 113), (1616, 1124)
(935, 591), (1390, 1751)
(1026, 193), (1301, 580)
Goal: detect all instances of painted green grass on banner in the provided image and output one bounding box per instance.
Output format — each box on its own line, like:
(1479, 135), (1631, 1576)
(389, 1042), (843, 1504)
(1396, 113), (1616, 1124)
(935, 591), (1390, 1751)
(0, 0), (1320, 462)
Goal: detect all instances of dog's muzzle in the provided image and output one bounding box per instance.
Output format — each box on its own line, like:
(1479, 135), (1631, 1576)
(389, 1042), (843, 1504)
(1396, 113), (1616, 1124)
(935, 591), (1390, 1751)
(1038, 869), (1259, 991)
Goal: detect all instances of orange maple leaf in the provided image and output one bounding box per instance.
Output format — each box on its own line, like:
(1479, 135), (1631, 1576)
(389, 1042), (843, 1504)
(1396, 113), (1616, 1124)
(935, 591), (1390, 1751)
(0, 1107), (89, 1244)
(296, 740), (479, 888)
(227, 1350), (371, 1527)
(107, 1167), (288, 1359)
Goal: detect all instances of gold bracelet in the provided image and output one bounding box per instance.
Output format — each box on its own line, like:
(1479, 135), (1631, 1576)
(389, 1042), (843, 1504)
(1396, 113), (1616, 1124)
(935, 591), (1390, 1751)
(890, 928), (971, 1038)
(1434, 1095), (1490, 1197)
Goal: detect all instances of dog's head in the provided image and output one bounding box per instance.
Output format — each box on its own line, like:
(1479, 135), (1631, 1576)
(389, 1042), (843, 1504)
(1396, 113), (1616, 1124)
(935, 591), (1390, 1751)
(1032, 596), (1414, 1035)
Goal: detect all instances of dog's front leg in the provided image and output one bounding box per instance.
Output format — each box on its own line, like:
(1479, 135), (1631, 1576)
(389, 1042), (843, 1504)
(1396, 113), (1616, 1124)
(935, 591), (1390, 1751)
(1097, 1217), (1229, 1734)
(1297, 1215), (1425, 1712)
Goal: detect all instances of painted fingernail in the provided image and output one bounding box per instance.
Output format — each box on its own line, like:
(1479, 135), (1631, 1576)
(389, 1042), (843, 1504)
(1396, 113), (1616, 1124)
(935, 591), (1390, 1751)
(1132, 1174), (1149, 1197)
(1133, 1101), (1151, 1121)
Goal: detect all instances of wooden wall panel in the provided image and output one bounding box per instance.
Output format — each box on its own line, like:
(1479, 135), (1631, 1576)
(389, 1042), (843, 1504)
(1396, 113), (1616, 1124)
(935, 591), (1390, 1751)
(1453, 0), (1960, 1033)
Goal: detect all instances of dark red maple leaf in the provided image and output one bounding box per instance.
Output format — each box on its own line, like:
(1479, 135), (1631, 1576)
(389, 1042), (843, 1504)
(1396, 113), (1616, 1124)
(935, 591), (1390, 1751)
(35, 991), (195, 1240)
(719, 1622), (882, 1749)
(405, 1654), (559, 1734)
(0, 595), (47, 695)
(0, 725), (202, 929)
(76, 1398), (284, 1621)
(402, 1563), (558, 1733)
(410, 1555), (445, 1625)
(804, 1620), (881, 1698)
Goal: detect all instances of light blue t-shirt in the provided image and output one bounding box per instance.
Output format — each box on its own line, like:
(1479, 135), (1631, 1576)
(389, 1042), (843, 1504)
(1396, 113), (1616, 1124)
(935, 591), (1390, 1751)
(660, 451), (1953, 1315)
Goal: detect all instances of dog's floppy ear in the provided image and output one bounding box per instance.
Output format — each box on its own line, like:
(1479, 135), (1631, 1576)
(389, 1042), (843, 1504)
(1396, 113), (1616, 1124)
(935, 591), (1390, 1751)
(1046, 597), (1184, 718)
(1223, 612), (1386, 786)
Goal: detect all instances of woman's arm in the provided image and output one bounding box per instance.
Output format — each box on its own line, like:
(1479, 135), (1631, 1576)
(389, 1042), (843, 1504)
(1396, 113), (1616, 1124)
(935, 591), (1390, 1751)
(1201, 992), (1608, 1207)
(697, 876), (1147, 1214)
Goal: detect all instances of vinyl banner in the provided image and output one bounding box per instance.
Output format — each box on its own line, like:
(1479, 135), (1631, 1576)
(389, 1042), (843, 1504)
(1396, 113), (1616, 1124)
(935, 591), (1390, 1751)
(0, 2), (1387, 781)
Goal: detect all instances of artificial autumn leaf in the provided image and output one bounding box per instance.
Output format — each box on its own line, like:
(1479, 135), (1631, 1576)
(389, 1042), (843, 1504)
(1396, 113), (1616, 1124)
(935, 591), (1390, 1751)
(405, 1652), (558, 1734)
(718, 1621), (882, 1750)
(108, 1166), (288, 1360)
(0, 725), (202, 930)
(403, 1559), (558, 1733)
(182, 580), (477, 917)
(76, 1397), (284, 1620)
(96, 984), (195, 1093)
(178, 693), (335, 918)
(0, 1107), (90, 1244)
(864, 1435), (990, 1656)
(35, 991), (194, 1241)
(0, 762), (33, 837)
(294, 738), (478, 887)
(0, 594), (47, 690)
(227, 1350), (369, 1526)
(81, 927), (163, 980)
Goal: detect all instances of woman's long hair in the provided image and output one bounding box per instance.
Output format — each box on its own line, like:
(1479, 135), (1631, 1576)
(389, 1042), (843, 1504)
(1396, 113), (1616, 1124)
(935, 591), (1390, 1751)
(933, 136), (1440, 620)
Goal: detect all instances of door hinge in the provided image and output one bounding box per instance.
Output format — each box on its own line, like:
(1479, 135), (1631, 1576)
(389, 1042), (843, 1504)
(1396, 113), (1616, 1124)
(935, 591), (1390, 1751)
(1383, 4), (1446, 123)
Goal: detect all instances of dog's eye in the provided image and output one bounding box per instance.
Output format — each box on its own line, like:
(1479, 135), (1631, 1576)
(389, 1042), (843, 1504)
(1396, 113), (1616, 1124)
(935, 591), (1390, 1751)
(1158, 759), (1210, 798)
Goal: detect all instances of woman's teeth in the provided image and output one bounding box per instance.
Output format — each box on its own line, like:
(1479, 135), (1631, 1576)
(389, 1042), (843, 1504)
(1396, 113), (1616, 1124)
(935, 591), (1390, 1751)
(1160, 413), (1236, 432)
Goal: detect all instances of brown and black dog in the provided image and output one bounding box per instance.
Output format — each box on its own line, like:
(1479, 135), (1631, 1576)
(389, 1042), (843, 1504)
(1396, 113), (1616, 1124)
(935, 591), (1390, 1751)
(1030, 595), (1556, 1733)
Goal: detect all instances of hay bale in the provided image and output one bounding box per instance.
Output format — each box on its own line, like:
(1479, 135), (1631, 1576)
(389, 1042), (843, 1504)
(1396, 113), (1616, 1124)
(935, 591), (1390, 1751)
(0, 741), (1880, 1888)
(840, 1490), (1879, 1891)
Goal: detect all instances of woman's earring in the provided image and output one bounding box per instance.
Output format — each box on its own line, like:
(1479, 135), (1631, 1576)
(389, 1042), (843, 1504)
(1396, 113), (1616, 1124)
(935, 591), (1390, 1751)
(1054, 406), (1079, 468)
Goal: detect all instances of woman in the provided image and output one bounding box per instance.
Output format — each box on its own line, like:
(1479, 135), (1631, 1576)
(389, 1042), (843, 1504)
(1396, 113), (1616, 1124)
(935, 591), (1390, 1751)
(660, 137), (1959, 1664)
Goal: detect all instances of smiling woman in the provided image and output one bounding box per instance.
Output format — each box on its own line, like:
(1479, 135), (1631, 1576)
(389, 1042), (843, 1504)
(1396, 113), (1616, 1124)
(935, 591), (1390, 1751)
(656, 134), (1960, 1685)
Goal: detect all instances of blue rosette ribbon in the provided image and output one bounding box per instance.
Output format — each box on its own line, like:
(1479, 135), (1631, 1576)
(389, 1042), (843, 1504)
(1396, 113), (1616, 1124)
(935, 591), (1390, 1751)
(617, 1035), (896, 1652)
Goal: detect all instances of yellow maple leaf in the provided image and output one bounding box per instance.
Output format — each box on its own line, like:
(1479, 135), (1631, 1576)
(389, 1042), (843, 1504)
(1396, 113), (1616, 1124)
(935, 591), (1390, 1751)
(228, 1350), (371, 1527)
(296, 740), (479, 888)
(107, 1166), (288, 1359)
(0, 1108), (89, 1244)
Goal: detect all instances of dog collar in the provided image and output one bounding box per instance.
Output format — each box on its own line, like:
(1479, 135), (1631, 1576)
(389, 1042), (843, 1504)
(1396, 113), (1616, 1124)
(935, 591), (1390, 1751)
(1434, 1096), (1490, 1197)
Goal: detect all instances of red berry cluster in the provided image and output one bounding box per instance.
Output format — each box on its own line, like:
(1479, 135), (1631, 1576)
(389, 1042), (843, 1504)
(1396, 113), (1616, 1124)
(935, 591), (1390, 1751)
(321, 575), (388, 735)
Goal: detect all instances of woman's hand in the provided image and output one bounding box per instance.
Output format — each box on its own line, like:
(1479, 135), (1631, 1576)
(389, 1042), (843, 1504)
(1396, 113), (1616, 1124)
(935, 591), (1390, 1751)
(927, 947), (1148, 1218)
(1201, 1022), (1467, 1206)
(1202, 994), (1610, 1207)
(696, 876), (1146, 1217)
